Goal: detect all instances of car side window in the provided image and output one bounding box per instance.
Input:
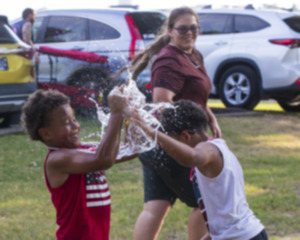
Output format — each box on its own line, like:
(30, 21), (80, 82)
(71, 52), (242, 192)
(44, 16), (87, 43)
(284, 16), (300, 33)
(130, 12), (167, 40)
(88, 19), (120, 40)
(32, 17), (44, 43)
(234, 15), (270, 33)
(198, 14), (233, 35)
(0, 23), (16, 43)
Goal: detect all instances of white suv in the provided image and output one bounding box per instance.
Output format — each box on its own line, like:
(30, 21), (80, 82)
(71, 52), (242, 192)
(195, 8), (300, 111)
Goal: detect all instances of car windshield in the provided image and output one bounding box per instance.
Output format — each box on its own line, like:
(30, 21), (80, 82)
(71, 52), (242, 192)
(130, 12), (166, 40)
(0, 23), (18, 44)
(284, 16), (300, 33)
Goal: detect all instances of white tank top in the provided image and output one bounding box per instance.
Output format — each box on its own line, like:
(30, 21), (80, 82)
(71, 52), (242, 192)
(195, 138), (264, 240)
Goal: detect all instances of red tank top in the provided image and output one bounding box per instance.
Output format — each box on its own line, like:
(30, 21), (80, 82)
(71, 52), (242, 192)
(44, 144), (110, 240)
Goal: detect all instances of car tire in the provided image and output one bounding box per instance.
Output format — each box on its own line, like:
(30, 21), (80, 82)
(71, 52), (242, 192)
(69, 68), (109, 117)
(219, 65), (260, 110)
(0, 112), (21, 128)
(277, 100), (300, 112)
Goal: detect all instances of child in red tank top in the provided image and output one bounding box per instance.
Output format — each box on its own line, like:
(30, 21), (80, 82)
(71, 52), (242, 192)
(22, 87), (128, 240)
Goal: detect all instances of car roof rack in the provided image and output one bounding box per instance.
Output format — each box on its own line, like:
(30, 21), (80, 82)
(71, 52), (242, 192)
(281, 7), (294, 12)
(245, 4), (255, 9)
(202, 5), (212, 9)
(110, 4), (139, 10)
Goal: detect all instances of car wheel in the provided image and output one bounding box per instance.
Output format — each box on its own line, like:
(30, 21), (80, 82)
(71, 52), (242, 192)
(277, 100), (300, 112)
(69, 69), (109, 117)
(219, 65), (260, 110)
(0, 112), (21, 128)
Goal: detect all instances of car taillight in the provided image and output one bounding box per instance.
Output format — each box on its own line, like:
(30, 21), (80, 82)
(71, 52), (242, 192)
(144, 83), (152, 89)
(269, 39), (300, 48)
(17, 46), (33, 59)
(125, 14), (145, 60)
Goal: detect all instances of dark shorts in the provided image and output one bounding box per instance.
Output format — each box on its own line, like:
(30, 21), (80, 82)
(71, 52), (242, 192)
(139, 146), (198, 208)
(250, 230), (268, 240)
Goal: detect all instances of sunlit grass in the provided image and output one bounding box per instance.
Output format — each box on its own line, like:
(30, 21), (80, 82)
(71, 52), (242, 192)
(245, 183), (268, 196)
(246, 134), (300, 149)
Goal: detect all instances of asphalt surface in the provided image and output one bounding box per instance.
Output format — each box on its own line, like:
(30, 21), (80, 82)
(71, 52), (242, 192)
(0, 124), (24, 135)
(211, 107), (263, 117)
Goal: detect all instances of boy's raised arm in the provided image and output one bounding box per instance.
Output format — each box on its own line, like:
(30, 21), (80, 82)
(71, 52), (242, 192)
(130, 112), (219, 169)
(49, 86), (128, 174)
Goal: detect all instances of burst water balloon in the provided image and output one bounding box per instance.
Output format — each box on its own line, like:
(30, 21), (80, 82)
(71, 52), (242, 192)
(90, 77), (173, 160)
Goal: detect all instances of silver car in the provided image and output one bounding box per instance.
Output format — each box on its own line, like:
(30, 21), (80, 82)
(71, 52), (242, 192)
(11, 8), (166, 105)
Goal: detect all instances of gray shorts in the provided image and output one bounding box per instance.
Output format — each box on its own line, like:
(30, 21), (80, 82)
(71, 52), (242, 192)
(139, 146), (198, 208)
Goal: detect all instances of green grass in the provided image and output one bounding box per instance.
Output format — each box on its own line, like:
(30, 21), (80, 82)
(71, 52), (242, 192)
(1, 102), (300, 240)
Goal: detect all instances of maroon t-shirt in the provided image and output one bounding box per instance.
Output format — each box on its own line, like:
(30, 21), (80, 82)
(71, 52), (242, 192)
(151, 44), (211, 109)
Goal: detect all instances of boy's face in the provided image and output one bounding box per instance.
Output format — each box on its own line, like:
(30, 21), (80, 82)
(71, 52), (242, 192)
(40, 104), (81, 148)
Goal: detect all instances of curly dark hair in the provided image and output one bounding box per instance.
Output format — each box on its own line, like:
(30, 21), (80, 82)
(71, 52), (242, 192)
(21, 89), (70, 141)
(161, 100), (208, 136)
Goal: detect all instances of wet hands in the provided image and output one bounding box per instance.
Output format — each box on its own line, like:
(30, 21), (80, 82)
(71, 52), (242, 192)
(128, 109), (156, 139)
(107, 85), (129, 114)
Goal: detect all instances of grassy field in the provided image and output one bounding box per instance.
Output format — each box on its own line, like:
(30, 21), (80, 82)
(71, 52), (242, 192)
(0, 100), (300, 240)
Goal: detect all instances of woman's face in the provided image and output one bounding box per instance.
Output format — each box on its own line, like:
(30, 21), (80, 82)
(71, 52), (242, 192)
(168, 14), (199, 54)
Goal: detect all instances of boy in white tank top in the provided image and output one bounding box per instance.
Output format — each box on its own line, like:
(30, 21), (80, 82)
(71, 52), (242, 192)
(132, 100), (268, 240)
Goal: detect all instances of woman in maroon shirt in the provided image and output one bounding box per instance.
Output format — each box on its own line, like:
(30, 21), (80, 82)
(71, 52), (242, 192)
(131, 7), (221, 240)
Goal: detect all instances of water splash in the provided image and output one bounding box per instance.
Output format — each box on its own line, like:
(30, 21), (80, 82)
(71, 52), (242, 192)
(90, 77), (173, 161)
(116, 79), (173, 160)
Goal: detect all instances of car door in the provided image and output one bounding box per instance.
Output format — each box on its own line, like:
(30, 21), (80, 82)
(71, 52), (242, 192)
(34, 15), (89, 84)
(195, 13), (234, 93)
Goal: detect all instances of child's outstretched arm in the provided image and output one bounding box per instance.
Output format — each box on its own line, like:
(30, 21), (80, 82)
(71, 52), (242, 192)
(130, 112), (221, 170)
(113, 120), (140, 163)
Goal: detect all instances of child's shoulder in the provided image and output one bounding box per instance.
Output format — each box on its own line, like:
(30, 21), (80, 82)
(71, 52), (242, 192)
(208, 138), (226, 145)
(46, 148), (72, 163)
